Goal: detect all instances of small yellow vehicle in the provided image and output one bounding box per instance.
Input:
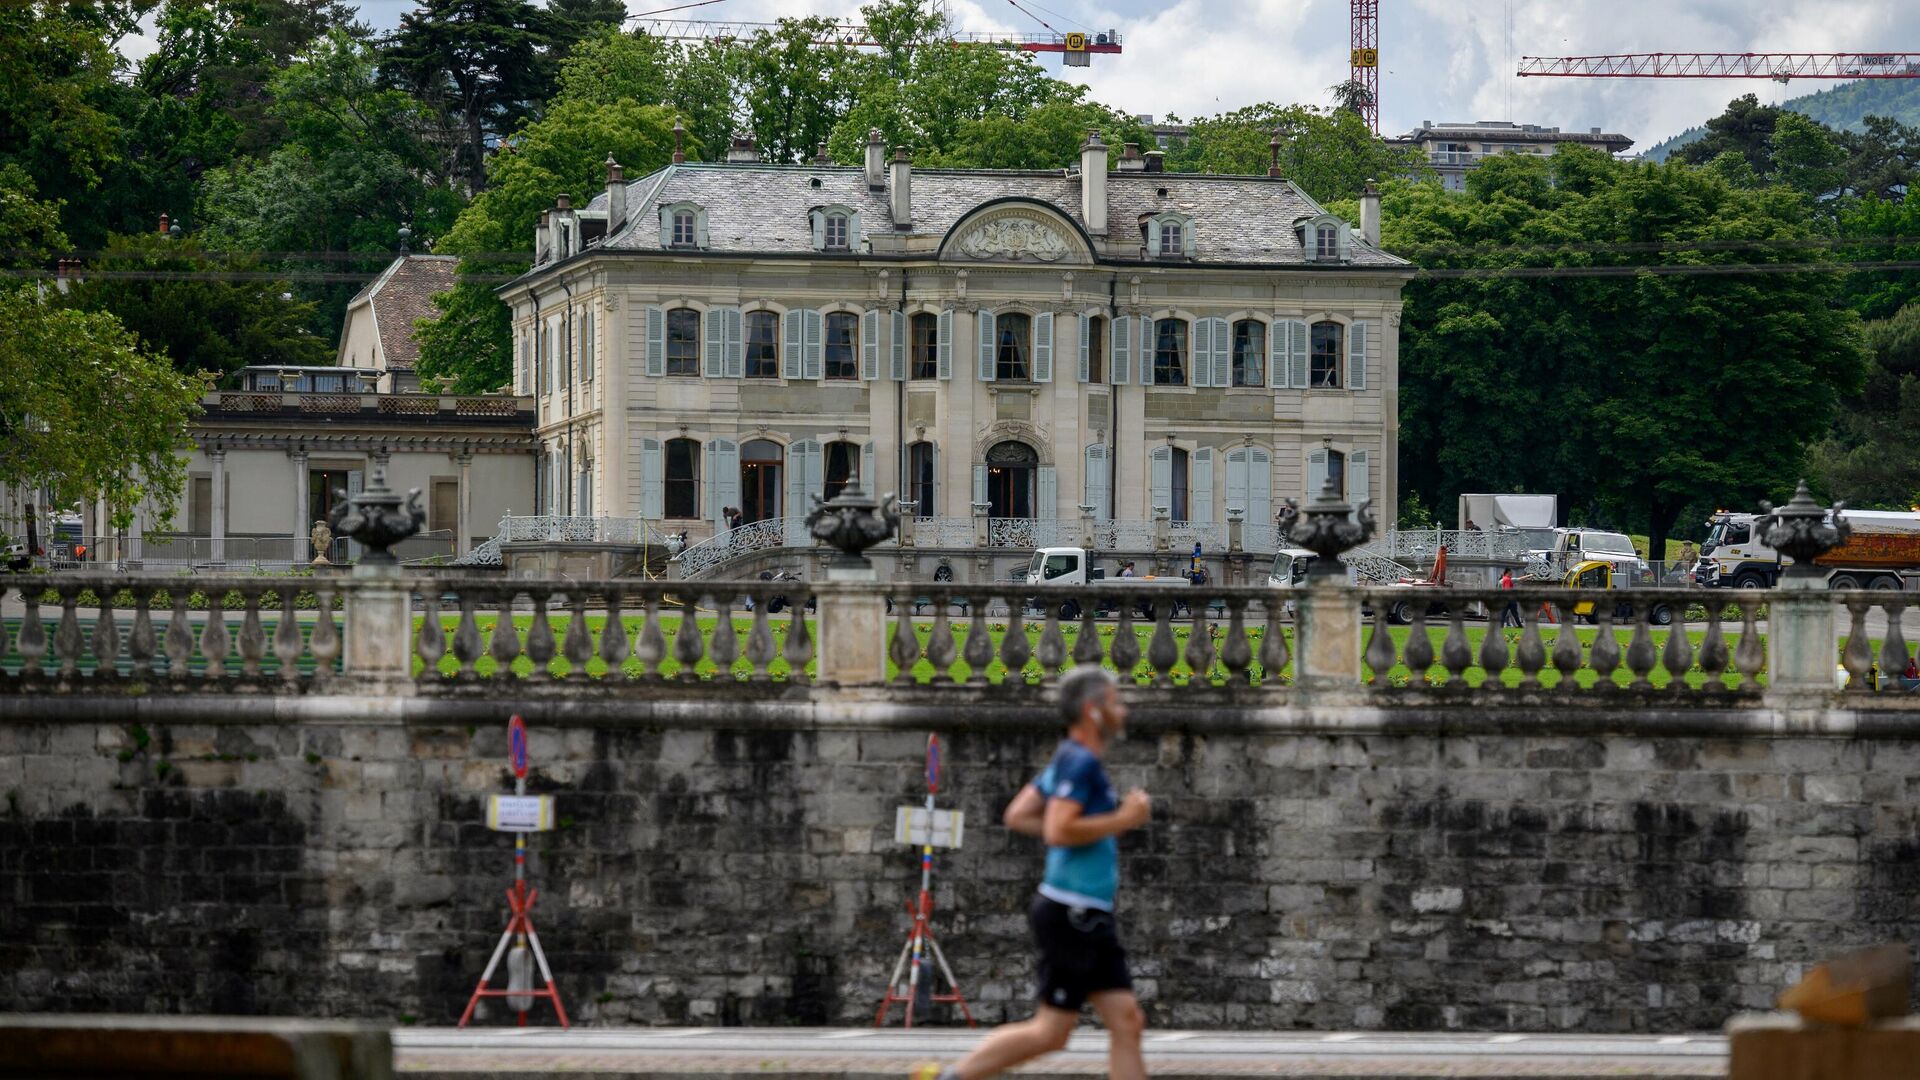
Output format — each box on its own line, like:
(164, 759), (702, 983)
(1564, 560), (1676, 626)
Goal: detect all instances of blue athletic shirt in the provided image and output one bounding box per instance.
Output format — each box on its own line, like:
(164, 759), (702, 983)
(1033, 738), (1120, 911)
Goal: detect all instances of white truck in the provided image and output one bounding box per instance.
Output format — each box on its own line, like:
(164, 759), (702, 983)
(1698, 509), (1920, 590)
(1025, 547), (1196, 619)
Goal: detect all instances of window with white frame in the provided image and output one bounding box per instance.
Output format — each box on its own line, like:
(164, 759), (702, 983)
(824, 312), (858, 380)
(665, 307), (700, 376)
(1310, 321), (1342, 388)
(995, 312), (1031, 381)
(671, 210), (696, 247)
(743, 311), (779, 378)
(1231, 319), (1264, 387)
(824, 213), (849, 250)
(1316, 224), (1338, 261)
(1159, 220), (1183, 256)
(1153, 318), (1187, 386)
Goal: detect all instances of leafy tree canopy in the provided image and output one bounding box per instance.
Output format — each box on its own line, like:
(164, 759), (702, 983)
(1162, 103), (1429, 204)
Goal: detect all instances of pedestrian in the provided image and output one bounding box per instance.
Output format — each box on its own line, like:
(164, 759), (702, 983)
(1499, 568), (1521, 628)
(1464, 518), (1480, 532)
(915, 666), (1150, 1080)
(1117, 561), (1135, 578)
(1903, 655), (1919, 693)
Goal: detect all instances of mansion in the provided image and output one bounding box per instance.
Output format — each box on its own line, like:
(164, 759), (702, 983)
(505, 133), (1412, 549)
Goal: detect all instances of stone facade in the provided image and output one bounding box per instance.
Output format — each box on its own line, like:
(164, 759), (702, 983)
(3, 712), (1915, 1031)
(505, 137), (1411, 545)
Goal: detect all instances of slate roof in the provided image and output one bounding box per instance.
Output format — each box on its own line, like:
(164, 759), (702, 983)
(349, 255), (459, 370)
(577, 164), (1408, 269)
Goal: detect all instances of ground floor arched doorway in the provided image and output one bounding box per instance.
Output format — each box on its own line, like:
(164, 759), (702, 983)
(986, 440), (1037, 519)
(740, 439), (783, 523)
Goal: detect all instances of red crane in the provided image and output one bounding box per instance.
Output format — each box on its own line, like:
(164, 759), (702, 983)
(1350, 0), (1380, 132)
(1518, 53), (1920, 81)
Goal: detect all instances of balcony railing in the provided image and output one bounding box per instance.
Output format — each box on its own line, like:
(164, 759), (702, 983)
(7, 570), (1917, 710)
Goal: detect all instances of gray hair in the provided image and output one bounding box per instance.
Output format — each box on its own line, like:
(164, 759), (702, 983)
(1057, 664), (1118, 728)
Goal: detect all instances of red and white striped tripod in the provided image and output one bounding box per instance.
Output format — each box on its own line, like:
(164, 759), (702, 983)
(874, 734), (975, 1028)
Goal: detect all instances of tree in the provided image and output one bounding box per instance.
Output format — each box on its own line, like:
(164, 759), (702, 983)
(0, 287), (203, 534)
(0, 1), (128, 242)
(416, 98), (687, 390)
(384, 0), (554, 193)
(1810, 303), (1920, 508)
(1384, 146), (1869, 555)
(931, 101), (1153, 170)
(60, 231), (332, 376)
(1769, 111), (1845, 199)
(0, 166), (69, 268)
(1164, 103), (1428, 203)
(736, 17), (857, 163)
(1673, 94), (1785, 176)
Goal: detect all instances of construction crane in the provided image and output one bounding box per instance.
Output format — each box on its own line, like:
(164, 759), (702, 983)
(1518, 53), (1920, 82)
(629, 18), (1122, 66)
(1349, 1), (1379, 133)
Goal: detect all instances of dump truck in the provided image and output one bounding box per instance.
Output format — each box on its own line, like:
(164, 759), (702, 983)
(1697, 509), (1920, 590)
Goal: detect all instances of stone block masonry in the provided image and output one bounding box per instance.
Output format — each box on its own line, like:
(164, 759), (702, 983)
(1, 715), (1917, 1033)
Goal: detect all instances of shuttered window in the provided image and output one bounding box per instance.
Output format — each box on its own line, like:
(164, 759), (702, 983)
(666, 308), (700, 376)
(664, 438), (700, 519)
(824, 312), (858, 380)
(910, 314), (939, 379)
(1232, 320), (1265, 387)
(1310, 321), (1343, 388)
(1153, 318), (1188, 386)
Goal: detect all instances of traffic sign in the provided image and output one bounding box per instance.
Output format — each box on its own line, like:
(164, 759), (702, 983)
(925, 734), (941, 793)
(508, 714), (528, 779)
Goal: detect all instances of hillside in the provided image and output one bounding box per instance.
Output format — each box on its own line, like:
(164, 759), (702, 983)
(1640, 79), (1920, 161)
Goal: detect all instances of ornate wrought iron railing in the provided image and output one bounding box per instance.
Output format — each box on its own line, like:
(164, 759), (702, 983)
(673, 517), (812, 579)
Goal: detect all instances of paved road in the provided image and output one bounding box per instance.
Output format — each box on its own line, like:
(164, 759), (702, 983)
(394, 1027), (1726, 1078)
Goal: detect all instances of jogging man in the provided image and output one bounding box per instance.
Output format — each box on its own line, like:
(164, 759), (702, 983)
(916, 666), (1150, 1080)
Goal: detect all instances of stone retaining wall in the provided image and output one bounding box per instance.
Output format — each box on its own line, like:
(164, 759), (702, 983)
(2, 712), (1916, 1032)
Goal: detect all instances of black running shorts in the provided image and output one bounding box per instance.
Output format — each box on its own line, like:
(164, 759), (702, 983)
(1029, 894), (1131, 1011)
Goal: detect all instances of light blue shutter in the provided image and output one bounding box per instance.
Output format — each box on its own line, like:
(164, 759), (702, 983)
(890, 310), (907, 380)
(972, 465), (988, 506)
(1347, 449), (1369, 507)
(1209, 318), (1232, 388)
(1139, 316), (1154, 385)
(639, 438), (663, 518)
(803, 309), (823, 380)
(704, 308), (724, 377)
(1033, 311), (1054, 383)
(1029, 307), (1059, 382)
(724, 307), (743, 378)
(786, 439), (820, 511)
(1149, 445), (1172, 513)
(1348, 320), (1369, 391)
(861, 442), (875, 495)
(1306, 448), (1329, 501)
(1037, 466), (1057, 519)
(645, 307), (665, 377)
(1110, 315), (1130, 384)
(1226, 448), (1249, 518)
(702, 441), (715, 519)
(809, 211), (826, 250)
(1268, 318), (1286, 388)
(694, 209), (708, 249)
(928, 442), (940, 516)
(1288, 320), (1309, 389)
(710, 439), (739, 526)
(1084, 444), (1110, 520)
(977, 310), (995, 382)
(1248, 448), (1272, 527)
(1192, 448), (1215, 522)
(862, 309), (880, 380)
(783, 309), (804, 379)
(937, 309), (953, 379)
(582, 311), (594, 383)
(1192, 318), (1213, 389)
(519, 335), (530, 392)
(1077, 314), (1091, 383)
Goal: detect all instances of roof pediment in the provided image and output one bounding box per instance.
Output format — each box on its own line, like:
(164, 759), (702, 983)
(938, 199), (1093, 266)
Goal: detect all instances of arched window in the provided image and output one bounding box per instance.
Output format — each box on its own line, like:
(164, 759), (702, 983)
(743, 311), (779, 378)
(824, 312), (858, 380)
(664, 437), (700, 519)
(996, 312), (1031, 381)
(1153, 318), (1187, 386)
(1309, 321), (1343, 388)
(907, 441), (936, 517)
(985, 440), (1038, 519)
(910, 313), (939, 379)
(823, 440), (859, 500)
(665, 308), (701, 376)
(1231, 319), (1265, 387)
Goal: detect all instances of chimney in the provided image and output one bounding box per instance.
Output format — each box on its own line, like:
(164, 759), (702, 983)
(1116, 143), (1145, 172)
(157, 213), (170, 235)
(814, 141), (831, 166)
(1143, 150), (1164, 173)
(1268, 131), (1283, 177)
(1359, 180), (1380, 247)
(1079, 129), (1108, 235)
(865, 128), (886, 189)
(726, 135), (757, 163)
(537, 209), (551, 263)
(671, 117), (686, 163)
(889, 146), (911, 228)
(606, 155), (627, 233)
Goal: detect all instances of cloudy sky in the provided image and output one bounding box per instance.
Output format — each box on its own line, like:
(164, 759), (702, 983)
(169, 0), (1920, 150)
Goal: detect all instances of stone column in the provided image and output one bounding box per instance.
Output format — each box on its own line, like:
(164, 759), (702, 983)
(1078, 504), (1096, 550)
(1763, 574), (1839, 721)
(209, 448), (227, 565)
(815, 561), (887, 684)
(456, 450), (474, 555)
(1152, 506), (1170, 552)
(1295, 574), (1362, 692)
(289, 448), (309, 564)
(1227, 509), (1244, 553)
(344, 561), (414, 680)
(971, 501), (990, 549)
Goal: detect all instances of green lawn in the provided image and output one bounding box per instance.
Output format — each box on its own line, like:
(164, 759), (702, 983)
(412, 613), (1786, 689)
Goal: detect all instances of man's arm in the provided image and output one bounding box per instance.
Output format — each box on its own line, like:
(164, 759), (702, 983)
(1042, 790), (1149, 847)
(1002, 783), (1045, 838)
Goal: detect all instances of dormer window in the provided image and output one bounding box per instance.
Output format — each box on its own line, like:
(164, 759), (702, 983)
(1160, 221), (1182, 256)
(1315, 225), (1337, 261)
(809, 205), (862, 252)
(1145, 213), (1195, 259)
(1297, 213), (1349, 263)
(658, 202), (708, 249)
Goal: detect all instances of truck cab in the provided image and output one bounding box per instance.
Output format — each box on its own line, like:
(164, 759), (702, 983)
(1266, 548), (1319, 588)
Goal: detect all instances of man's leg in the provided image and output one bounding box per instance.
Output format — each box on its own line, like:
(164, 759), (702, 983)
(1089, 989), (1146, 1080)
(942, 1005), (1078, 1080)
